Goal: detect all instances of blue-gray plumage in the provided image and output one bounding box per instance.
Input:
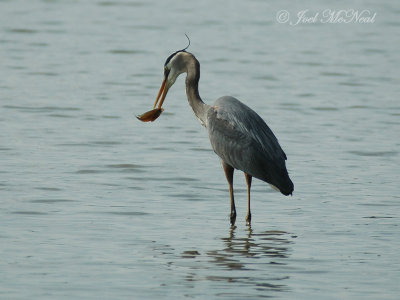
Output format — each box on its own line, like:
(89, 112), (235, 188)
(147, 49), (293, 226)
(207, 96), (293, 196)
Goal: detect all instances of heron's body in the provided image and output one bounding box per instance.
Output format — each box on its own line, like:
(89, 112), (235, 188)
(140, 49), (293, 226)
(207, 96), (293, 196)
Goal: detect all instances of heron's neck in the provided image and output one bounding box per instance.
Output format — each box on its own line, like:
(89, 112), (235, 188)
(185, 58), (210, 127)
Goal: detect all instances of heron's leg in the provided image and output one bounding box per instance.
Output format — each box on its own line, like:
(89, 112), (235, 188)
(245, 173), (252, 226)
(222, 161), (236, 226)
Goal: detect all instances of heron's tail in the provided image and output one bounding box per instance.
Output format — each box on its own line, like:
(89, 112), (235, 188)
(279, 175), (294, 196)
(268, 166), (294, 196)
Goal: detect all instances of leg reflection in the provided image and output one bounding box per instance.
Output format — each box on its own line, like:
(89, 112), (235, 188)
(185, 228), (295, 297)
(208, 226), (294, 271)
(178, 227), (296, 297)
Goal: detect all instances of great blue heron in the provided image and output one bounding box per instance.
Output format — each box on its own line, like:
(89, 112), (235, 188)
(138, 49), (294, 226)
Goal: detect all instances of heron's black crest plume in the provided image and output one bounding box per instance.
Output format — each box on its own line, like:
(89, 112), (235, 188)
(164, 34), (191, 67)
(183, 33), (190, 51)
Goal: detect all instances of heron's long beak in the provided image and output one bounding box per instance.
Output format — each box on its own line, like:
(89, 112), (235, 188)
(153, 77), (170, 109)
(136, 76), (169, 122)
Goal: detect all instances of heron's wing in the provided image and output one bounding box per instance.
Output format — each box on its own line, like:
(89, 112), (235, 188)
(208, 96), (286, 160)
(207, 108), (255, 171)
(206, 96), (291, 191)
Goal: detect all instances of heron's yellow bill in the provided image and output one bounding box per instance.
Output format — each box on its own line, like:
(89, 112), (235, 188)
(137, 77), (169, 122)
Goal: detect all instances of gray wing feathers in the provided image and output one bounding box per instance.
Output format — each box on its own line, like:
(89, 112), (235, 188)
(208, 96), (286, 161)
(207, 96), (293, 194)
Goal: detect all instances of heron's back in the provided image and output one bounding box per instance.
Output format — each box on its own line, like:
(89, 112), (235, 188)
(207, 96), (293, 195)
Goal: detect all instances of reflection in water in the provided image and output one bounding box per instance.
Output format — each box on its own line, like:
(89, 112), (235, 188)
(223, 226), (291, 259)
(186, 227), (294, 296)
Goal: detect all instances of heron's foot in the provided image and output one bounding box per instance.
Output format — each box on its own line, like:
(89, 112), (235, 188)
(245, 213), (251, 226)
(230, 211), (237, 226)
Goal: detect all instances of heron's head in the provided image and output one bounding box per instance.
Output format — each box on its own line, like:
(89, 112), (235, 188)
(136, 47), (193, 122)
(152, 50), (190, 110)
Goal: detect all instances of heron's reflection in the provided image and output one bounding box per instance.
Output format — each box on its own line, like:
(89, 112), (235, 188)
(209, 226), (292, 269)
(204, 226), (294, 293)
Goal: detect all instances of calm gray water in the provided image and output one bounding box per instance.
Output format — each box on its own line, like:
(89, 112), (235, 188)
(1, 1), (399, 299)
